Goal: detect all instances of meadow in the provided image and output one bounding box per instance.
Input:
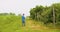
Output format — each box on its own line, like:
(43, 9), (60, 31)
(0, 14), (60, 32)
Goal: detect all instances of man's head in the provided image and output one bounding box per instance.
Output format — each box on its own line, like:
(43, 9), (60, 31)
(23, 14), (24, 16)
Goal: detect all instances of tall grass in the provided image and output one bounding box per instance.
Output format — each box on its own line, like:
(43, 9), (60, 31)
(0, 15), (21, 32)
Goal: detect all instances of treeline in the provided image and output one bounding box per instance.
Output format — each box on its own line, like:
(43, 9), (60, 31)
(0, 13), (21, 16)
(30, 3), (60, 27)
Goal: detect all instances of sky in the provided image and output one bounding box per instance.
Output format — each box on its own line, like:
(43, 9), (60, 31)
(0, 0), (60, 17)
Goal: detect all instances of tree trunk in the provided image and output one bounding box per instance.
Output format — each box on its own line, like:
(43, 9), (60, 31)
(37, 12), (40, 21)
(53, 7), (55, 28)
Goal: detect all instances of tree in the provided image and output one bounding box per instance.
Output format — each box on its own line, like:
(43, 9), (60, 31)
(30, 3), (60, 28)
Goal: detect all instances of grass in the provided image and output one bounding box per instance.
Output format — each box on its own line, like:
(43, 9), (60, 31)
(0, 15), (60, 32)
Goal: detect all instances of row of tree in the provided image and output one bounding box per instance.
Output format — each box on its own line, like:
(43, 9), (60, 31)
(0, 13), (21, 16)
(30, 3), (60, 27)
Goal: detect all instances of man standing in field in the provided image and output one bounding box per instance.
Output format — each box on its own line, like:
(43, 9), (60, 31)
(22, 14), (25, 26)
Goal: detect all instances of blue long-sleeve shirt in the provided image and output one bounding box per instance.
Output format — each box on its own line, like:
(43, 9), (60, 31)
(22, 16), (25, 22)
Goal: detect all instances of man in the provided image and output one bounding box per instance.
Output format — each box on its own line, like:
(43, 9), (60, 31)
(22, 14), (25, 26)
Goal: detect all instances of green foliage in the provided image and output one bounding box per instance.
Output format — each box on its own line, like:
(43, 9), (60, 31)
(30, 5), (44, 20)
(30, 3), (60, 28)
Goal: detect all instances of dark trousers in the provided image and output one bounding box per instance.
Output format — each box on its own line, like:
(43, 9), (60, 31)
(22, 21), (25, 26)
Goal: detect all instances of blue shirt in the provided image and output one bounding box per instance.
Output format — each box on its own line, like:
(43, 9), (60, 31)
(22, 16), (25, 22)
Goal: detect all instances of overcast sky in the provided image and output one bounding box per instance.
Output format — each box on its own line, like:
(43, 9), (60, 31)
(0, 0), (60, 17)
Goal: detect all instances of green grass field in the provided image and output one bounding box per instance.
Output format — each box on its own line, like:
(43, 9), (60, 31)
(0, 15), (60, 32)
